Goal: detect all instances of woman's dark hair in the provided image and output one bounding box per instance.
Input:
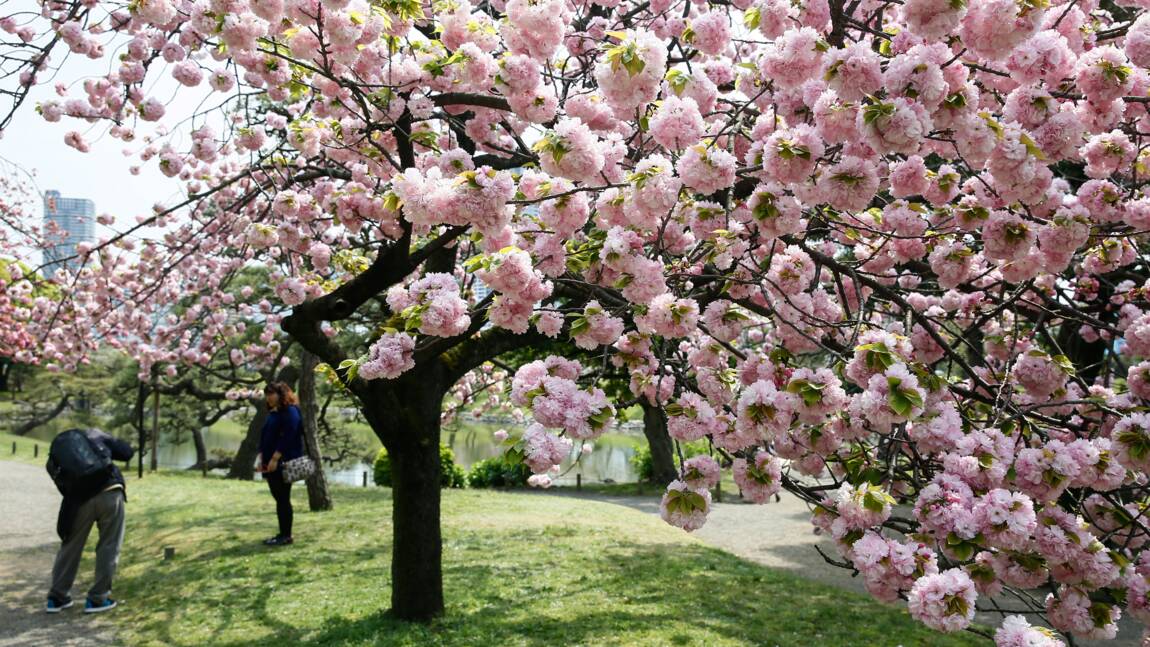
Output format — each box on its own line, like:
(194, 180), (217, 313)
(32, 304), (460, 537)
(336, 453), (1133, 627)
(264, 381), (299, 407)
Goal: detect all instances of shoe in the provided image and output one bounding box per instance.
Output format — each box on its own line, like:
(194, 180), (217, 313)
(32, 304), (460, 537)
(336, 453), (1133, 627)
(83, 598), (117, 614)
(262, 535), (283, 546)
(265, 536), (293, 547)
(46, 597), (73, 614)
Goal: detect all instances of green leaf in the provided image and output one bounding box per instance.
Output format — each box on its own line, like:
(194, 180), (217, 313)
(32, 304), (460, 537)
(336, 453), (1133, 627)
(1118, 427), (1150, 461)
(743, 6), (761, 30)
(856, 468), (884, 487)
(1088, 602), (1114, 630)
(588, 406), (615, 430)
(665, 69), (690, 96)
(823, 59), (843, 82)
(862, 489), (890, 513)
(885, 378), (923, 418)
(569, 316), (591, 337)
(746, 463), (775, 484)
(787, 379), (826, 407)
(856, 343), (895, 373)
(1052, 354), (1076, 376)
(945, 533), (976, 561)
(775, 139), (811, 161)
(861, 99), (895, 126)
(942, 91), (967, 110)
(463, 255), (489, 272)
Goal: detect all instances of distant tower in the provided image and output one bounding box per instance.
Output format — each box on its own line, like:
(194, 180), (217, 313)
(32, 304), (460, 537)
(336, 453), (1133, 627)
(473, 280), (492, 303)
(42, 190), (95, 275)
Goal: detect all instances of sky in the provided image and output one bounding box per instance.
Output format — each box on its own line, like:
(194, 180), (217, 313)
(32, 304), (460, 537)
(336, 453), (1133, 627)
(3, 1), (215, 241)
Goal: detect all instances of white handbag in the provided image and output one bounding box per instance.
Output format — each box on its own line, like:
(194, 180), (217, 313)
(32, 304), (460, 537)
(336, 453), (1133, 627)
(281, 456), (316, 483)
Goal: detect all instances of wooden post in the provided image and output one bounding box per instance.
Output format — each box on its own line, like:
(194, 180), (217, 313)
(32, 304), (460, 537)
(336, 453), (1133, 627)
(714, 482), (722, 503)
(10, 441), (14, 454)
(576, 474), (582, 491)
(363, 471), (368, 487)
(137, 380), (146, 479)
(33, 444), (38, 459)
(150, 373), (159, 472)
(163, 547), (176, 560)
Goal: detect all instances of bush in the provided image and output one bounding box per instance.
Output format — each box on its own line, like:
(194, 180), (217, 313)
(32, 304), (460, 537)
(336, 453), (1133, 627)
(373, 443), (467, 489)
(631, 440), (710, 483)
(467, 455), (531, 488)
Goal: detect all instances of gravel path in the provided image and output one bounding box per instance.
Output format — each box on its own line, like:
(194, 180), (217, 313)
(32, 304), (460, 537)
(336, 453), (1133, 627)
(547, 488), (1144, 647)
(0, 462), (116, 647)
(544, 488), (865, 593)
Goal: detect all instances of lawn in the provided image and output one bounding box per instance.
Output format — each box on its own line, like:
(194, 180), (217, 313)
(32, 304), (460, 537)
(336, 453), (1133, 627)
(0, 430), (48, 465)
(98, 472), (984, 647)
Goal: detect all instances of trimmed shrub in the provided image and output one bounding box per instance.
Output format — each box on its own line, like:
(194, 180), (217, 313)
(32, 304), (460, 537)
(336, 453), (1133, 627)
(467, 455), (532, 488)
(631, 440), (710, 482)
(373, 443), (467, 488)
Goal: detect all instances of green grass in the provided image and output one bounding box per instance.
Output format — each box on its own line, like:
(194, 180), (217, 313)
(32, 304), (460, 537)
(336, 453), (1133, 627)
(0, 430), (48, 465)
(99, 473), (983, 647)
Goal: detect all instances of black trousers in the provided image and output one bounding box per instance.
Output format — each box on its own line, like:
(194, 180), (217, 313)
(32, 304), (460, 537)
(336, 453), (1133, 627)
(266, 476), (293, 538)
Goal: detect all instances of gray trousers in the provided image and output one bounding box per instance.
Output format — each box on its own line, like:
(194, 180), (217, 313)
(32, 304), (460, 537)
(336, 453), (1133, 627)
(49, 489), (125, 604)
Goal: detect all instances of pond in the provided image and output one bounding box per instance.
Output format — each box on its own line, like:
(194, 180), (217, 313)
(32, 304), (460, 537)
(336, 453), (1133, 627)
(141, 420), (644, 487)
(12, 413), (647, 486)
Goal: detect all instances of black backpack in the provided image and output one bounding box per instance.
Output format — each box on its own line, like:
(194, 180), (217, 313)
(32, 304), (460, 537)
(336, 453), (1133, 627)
(46, 429), (113, 497)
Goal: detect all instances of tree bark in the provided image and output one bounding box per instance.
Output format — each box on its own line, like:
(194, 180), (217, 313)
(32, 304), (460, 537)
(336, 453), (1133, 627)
(363, 370), (445, 622)
(640, 399), (678, 486)
(191, 426), (208, 469)
(227, 401), (268, 480)
(388, 437), (443, 620)
(299, 351), (333, 511)
(12, 392), (70, 436)
(150, 378), (159, 472)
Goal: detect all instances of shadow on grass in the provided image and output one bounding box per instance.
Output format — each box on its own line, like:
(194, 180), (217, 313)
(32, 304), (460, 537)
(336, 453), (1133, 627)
(114, 525), (981, 647)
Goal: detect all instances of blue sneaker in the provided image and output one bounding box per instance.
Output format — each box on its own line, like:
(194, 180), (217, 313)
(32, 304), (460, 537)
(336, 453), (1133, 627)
(46, 597), (73, 614)
(83, 598), (117, 614)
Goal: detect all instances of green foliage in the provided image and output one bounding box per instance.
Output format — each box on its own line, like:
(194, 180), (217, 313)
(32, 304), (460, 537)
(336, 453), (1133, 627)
(631, 440), (709, 483)
(373, 443), (467, 488)
(467, 454), (532, 488)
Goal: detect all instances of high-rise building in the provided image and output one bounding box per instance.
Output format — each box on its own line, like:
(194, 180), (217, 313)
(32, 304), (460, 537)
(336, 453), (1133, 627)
(42, 189), (95, 275)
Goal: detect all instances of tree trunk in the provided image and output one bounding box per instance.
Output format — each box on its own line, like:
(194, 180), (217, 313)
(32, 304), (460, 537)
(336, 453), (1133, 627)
(12, 393), (70, 436)
(227, 400), (268, 480)
(389, 437), (443, 620)
(299, 351), (332, 511)
(361, 371), (445, 622)
(640, 399), (678, 486)
(150, 380), (160, 472)
(191, 426), (208, 469)
(227, 364), (302, 480)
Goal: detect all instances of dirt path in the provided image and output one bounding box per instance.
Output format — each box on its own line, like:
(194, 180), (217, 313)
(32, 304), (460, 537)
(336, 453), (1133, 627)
(544, 488), (866, 593)
(0, 461), (117, 647)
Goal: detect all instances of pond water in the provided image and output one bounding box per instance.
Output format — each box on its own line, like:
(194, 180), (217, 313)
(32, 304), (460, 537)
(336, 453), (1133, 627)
(144, 421), (644, 487)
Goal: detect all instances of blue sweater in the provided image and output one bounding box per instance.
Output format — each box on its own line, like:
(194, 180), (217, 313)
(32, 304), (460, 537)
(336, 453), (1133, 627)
(259, 405), (304, 477)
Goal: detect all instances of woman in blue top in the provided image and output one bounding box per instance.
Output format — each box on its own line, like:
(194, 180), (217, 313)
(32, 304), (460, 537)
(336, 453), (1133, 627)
(256, 381), (304, 546)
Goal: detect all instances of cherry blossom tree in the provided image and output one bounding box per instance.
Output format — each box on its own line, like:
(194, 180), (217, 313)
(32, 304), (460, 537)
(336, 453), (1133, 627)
(10, 0), (1150, 640)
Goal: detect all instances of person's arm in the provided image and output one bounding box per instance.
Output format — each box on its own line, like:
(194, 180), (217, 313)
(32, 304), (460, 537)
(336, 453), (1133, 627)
(95, 431), (134, 462)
